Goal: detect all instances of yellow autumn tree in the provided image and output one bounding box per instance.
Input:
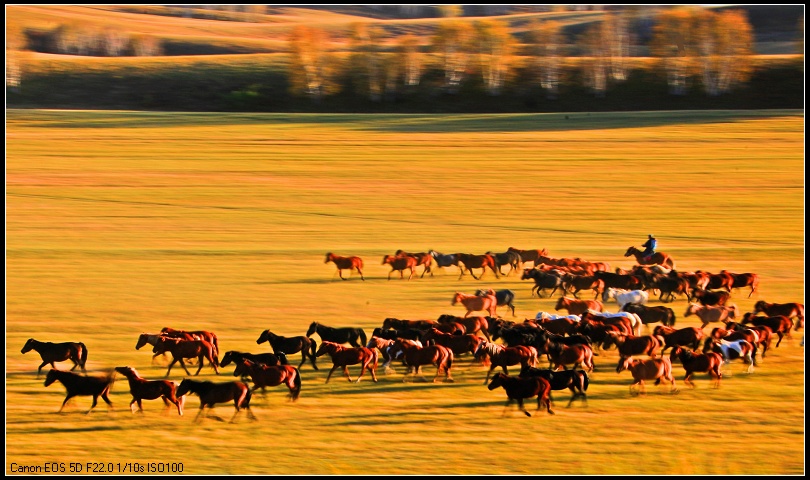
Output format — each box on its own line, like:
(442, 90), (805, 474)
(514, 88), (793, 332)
(288, 25), (338, 102)
(474, 19), (514, 96)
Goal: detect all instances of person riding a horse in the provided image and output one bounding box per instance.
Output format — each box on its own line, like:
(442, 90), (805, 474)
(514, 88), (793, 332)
(641, 235), (657, 262)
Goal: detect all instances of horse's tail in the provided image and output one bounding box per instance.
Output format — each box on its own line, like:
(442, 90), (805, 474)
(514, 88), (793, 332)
(78, 342), (89, 369)
(358, 329), (368, 349)
(290, 368), (302, 401)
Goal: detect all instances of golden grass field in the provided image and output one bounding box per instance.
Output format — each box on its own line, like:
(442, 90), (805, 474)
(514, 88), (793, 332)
(5, 109), (805, 475)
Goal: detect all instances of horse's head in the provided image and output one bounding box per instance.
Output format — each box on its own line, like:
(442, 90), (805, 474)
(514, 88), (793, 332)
(43, 369), (59, 387)
(233, 359), (253, 377)
(114, 366), (135, 378)
(21, 338), (34, 354)
(487, 372), (507, 391)
(616, 357), (634, 374)
(623, 247), (636, 257)
(684, 304), (698, 317)
(175, 379), (195, 397)
(753, 300), (767, 313)
(324, 253), (333, 264)
(256, 330), (270, 344)
(554, 297), (566, 311)
(452, 293), (462, 305)
(135, 334), (149, 350)
(315, 341), (337, 357)
(306, 322), (318, 337)
(220, 351), (235, 367)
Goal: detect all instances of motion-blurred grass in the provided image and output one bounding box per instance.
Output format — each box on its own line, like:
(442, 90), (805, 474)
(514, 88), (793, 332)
(6, 109), (804, 475)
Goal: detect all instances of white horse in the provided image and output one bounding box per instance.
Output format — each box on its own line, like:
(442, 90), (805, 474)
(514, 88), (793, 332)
(602, 288), (649, 311)
(536, 311), (581, 322)
(585, 310), (643, 336)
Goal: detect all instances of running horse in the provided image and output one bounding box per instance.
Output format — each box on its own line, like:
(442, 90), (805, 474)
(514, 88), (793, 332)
(753, 300), (804, 330)
(325, 252), (365, 281)
(474, 341), (538, 384)
(256, 330), (319, 370)
(455, 253), (500, 280)
(136, 333), (194, 365)
(487, 373), (554, 417)
(151, 337), (220, 378)
(306, 322), (367, 348)
(175, 379), (255, 423)
(114, 366), (184, 415)
(395, 250), (434, 278)
(452, 291), (498, 318)
(232, 358), (302, 401)
(616, 357), (678, 396)
(624, 246), (676, 270)
(382, 254), (418, 280)
(22, 338), (88, 378)
(315, 341), (379, 384)
(684, 303), (739, 329)
(555, 297), (603, 315)
(702, 338), (757, 374)
(669, 347), (723, 388)
(387, 339), (454, 383)
(43, 368), (114, 414)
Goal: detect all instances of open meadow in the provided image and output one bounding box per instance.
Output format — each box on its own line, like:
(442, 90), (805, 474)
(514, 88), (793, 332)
(5, 109), (805, 475)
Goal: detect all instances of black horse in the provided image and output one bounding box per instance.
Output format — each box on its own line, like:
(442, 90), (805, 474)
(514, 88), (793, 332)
(175, 379), (255, 423)
(306, 322), (367, 348)
(22, 338), (88, 378)
(221, 351), (288, 383)
(256, 330), (318, 370)
(476, 289), (517, 317)
(44, 368), (114, 414)
(519, 365), (589, 407)
(485, 251), (522, 276)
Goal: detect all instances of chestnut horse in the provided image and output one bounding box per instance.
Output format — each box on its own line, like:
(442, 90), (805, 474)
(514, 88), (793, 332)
(388, 339), (454, 383)
(669, 347), (723, 388)
(151, 337), (220, 378)
(555, 297), (603, 315)
(456, 253), (500, 280)
(395, 250), (434, 278)
(452, 292), (498, 318)
(421, 328), (486, 359)
(382, 254), (418, 280)
(545, 341), (595, 372)
(325, 252), (365, 281)
(22, 338), (88, 378)
(175, 379), (255, 423)
(720, 270), (759, 298)
(114, 366), (184, 415)
(507, 247), (550, 268)
(616, 357), (678, 396)
(160, 327), (219, 356)
(753, 300), (804, 330)
(232, 358), (302, 401)
(624, 246), (676, 270)
(315, 341), (378, 384)
(741, 312), (793, 348)
(487, 373), (553, 417)
(653, 325), (704, 354)
(475, 341), (538, 384)
(684, 303), (739, 329)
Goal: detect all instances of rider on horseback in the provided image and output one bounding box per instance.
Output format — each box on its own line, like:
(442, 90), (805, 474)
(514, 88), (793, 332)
(641, 234), (657, 262)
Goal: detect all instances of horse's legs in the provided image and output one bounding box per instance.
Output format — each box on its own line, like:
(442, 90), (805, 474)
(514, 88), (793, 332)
(343, 365), (353, 383)
(684, 372), (695, 388)
(366, 362), (378, 383)
(194, 356), (205, 376)
(194, 406), (206, 423)
(59, 394), (76, 413)
(37, 362), (49, 378)
(101, 391), (113, 409)
(338, 269), (347, 281)
(517, 398), (531, 417)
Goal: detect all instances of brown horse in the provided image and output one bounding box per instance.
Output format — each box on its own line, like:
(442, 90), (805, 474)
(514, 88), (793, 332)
(151, 337), (220, 378)
(456, 253), (499, 280)
(387, 340), (454, 383)
(232, 358), (302, 401)
(601, 332), (664, 360)
(669, 347), (723, 388)
(175, 379), (255, 423)
(684, 303), (739, 329)
(753, 300), (804, 330)
(421, 328), (487, 360)
(325, 252), (365, 281)
(624, 246), (676, 270)
(555, 297), (603, 315)
(437, 314), (492, 341)
(44, 368), (114, 414)
(381, 317), (439, 332)
(315, 341), (379, 384)
(256, 330), (319, 370)
(507, 247), (550, 268)
(474, 341), (537, 384)
(720, 270), (760, 298)
(545, 341), (595, 372)
(136, 333), (189, 365)
(487, 372), (553, 417)
(616, 357), (678, 396)
(382, 254), (418, 280)
(114, 366), (184, 415)
(741, 313), (793, 348)
(395, 250), (434, 278)
(160, 327), (219, 356)
(22, 338), (88, 378)
(452, 292), (498, 318)
(653, 325), (704, 354)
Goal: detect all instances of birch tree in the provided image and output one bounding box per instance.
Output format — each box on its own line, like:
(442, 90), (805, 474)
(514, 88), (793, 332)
(288, 25), (336, 102)
(526, 19), (563, 99)
(474, 19), (514, 96)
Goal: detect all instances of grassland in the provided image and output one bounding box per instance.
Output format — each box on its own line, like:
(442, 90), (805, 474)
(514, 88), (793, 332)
(5, 109), (805, 475)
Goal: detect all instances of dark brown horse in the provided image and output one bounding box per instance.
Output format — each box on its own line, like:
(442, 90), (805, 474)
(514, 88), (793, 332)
(175, 379), (255, 423)
(669, 347), (723, 388)
(653, 325), (704, 354)
(325, 252), (365, 281)
(507, 247), (550, 268)
(753, 300), (804, 330)
(136, 333), (189, 365)
(387, 340), (454, 382)
(114, 366), (184, 415)
(315, 341), (379, 384)
(306, 322), (367, 348)
(720, 270), (759, 298)
(160, 327), (219, 356)
(256, 330), (318, 370)
(474, 341), (537, 384)
(420, 328), (487, 359)
(624, 246), (676, 270)
(44, 368), (114, 414)
(456, 253), (499, 280)
(232, 358), (302, 401)
(221, 350), (288, 383)
(22, 338), (88, 378)
(151, 337), (219, 378)
(519, 365), (589, 408)
(436, 314), (492, 341)
(741, 312), (794, 347)
(487, 372), (554, 417)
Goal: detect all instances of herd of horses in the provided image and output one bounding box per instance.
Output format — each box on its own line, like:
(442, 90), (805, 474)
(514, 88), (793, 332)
(21, 246), (805, 420)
